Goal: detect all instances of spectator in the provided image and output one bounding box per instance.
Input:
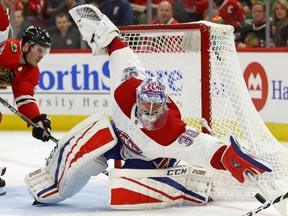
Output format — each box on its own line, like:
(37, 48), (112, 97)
(203, 8), (219, 21)
(173, 0), (190, 23)
(50, 12), (81, 49)
(45, 0), (62, 20)
(183, 0), (209, 21)
(214, 0), (247, 34)
(271, 0), (288, 47)
(236, 2), (273, 48)
(48, 0), (80, 27)
(151, 0), (179, 24)
(85, 0), (101, 7)
(131, 0), (162, 24)
(12, 9), (28, 40)
(15, 0), (48, 27)
(99, 0), (133, 26)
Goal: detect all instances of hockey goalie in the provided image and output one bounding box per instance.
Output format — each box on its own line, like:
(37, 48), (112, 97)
(24, 4), (272, 210)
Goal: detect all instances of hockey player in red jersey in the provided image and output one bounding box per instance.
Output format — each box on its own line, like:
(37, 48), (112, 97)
(1, 0), (15, 192)
(214, 0), (246, 32)
(24, 4), (272, 207)
(0, 25), (52, 196)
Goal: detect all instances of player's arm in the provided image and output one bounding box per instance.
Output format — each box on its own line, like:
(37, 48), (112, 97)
(171, 127), (272, 183)
(69, 4), (147, 90)
(0, 6), (10, 54)
(12, 76), (51, 142)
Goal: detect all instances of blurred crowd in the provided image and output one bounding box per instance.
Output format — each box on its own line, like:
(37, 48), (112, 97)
(9, 0), (288, 49)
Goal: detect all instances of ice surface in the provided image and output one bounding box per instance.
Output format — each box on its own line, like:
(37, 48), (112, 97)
(0, 131), (283, 216)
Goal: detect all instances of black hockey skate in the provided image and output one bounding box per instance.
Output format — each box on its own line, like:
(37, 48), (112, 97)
(0, 178), (6, 196)
(0, 167), (6, 195)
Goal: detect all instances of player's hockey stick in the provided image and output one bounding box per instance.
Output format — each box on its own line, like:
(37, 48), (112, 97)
(199, 118), (287, 215)
(0, 97), (58, 143)
(243, 192), (288, 216)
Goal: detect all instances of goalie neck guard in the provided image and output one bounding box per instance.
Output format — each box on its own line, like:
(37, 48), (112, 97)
(136, 77), (168, 131)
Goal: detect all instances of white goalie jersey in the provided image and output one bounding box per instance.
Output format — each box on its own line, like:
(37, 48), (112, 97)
(110, 44), (226, 171)
(24, 4), (277, 211)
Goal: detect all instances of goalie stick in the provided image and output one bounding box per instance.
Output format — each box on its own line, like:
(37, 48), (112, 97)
(0, 97), (110, 181)
(199, 118), (287, 216)
(0, 97), (58, 144)
(243, 192), (288, 216)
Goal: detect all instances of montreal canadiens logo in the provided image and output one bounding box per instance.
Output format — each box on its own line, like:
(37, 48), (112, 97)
(243, 62), (268, 111)
(117, 129), (143, 155)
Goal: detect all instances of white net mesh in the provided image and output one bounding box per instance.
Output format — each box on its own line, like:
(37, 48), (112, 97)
(119, 21), (288, 200)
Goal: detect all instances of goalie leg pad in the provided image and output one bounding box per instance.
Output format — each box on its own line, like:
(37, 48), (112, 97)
(221, 134), (272, 183)
(69, 4), (120, 55)
(25, 157), (108, 204)
(108, 165), (213, 210)
(25, 113), (117, 204)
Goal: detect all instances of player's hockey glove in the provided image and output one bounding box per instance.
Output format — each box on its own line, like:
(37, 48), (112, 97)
(32, 114), (51, 142)
(221, 135), (272, 183)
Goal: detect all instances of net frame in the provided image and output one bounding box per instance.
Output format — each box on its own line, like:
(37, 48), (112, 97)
(120, 23), (212, 128)
(117, 22), (288, 200)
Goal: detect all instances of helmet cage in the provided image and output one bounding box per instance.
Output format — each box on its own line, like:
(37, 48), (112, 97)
(136, 78), (168, 130)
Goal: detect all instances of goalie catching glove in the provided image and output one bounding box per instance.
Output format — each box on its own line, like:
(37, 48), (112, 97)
(220, 135), (272, 183)
(32, 114), (51, 142)
(69, 4), (120, 55)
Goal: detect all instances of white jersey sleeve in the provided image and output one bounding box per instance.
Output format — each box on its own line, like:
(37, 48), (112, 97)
(0, 7), (10, 55)
(109, 46), (147, 93)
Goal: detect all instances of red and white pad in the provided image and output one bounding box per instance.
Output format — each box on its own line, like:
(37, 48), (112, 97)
(25, 112), (117, 204)
(108, 165), (213, 210)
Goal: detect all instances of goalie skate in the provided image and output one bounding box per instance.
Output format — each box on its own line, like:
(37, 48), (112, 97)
(69, 4), (120, 55)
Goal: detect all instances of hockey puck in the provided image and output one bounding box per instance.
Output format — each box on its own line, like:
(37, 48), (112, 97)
(255, 193), (266, 204)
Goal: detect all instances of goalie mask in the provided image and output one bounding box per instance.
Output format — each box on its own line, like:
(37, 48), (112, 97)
(136, 77), (168, 131)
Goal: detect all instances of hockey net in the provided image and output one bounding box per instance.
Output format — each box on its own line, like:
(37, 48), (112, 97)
(119, 21), (288, 200)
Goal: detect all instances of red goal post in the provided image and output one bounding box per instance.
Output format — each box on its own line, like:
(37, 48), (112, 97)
(115, 21), (288, 200)
(120, 23), (212, 128)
